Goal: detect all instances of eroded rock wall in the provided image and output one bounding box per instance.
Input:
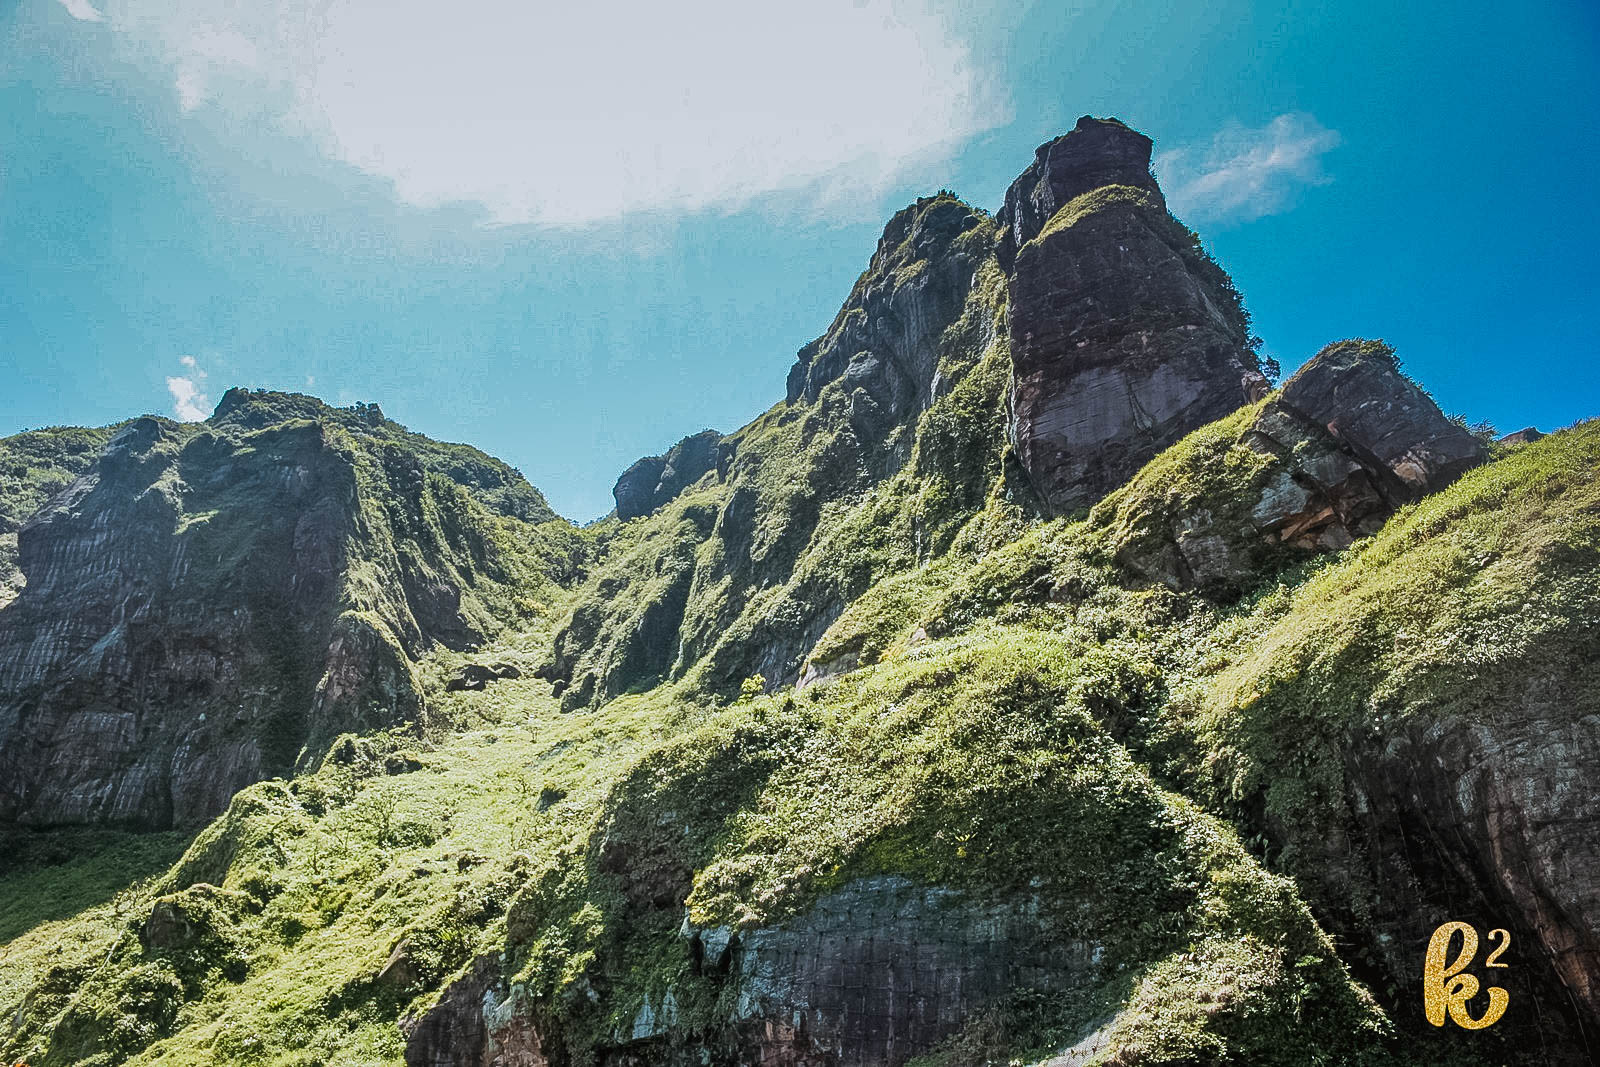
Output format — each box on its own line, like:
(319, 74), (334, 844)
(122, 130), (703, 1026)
(1001, 118), (1268, 516)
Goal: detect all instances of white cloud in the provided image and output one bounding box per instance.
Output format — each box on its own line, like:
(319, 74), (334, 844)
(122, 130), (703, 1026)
(166, 357), (210, 420)
(1156, 113), (1340, 225)
(80, 0), (1006, 226)
(57, 0), (105, 23)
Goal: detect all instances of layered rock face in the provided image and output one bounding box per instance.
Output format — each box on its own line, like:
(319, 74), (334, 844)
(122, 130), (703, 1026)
(785, 195), (992, 436)
(0, 416), (355, 825)
(406, 876), (1100, 1067)
(1095, 338), (1488, 595)
(1338, 702), (1600, 1056)
(1001, 117), (1268, 515)
(0, 425), (113, 608)
(0, 392), (570, 826)
(1274, 338), (1487, 494)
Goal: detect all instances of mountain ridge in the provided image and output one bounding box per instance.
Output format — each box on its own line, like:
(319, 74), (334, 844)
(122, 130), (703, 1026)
(1, 116), (1595, 1066)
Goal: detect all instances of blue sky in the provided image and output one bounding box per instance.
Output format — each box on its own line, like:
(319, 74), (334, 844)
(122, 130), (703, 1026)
(3, 0), (1597, 520)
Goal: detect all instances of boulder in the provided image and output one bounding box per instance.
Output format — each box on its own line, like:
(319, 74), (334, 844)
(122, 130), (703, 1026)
(1095, 339), (1487, 597)
(1275, 338), (1486, 495)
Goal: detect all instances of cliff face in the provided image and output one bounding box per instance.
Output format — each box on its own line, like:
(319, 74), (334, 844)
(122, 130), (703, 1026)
(0, 392), (582, 827)
(1002, 117), (1268, 516)
(0, 425), (114, 609)
(612, 430), (722, 521)
(1092, 338), (1488, 596)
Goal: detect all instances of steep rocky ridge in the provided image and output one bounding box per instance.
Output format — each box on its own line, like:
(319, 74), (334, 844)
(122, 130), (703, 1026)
(1185, 421), (1600, 1051)
(0, 391), (586, 827)
(546, 193), (1007, 708)
(549, 118), (1275, 708)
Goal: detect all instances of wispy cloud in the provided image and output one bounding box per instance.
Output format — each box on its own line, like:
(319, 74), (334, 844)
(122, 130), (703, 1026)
(56, 0), (105, 22)
(73, 0), (1007, 227)
(1157, 113), (1341, 225)
(166, 356), (210, 421)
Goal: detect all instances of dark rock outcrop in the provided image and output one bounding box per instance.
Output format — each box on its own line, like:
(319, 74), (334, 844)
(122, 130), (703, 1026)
(1498, 426), (1545, 447)
(1096, 338), (1488, 596)
(1333, 709), (1600, 1058)
(443, 661), (523, 692)
(407, 876), (1100, 1067)
(1001, 118), (1269, 516)
(996, 115), (1162, 269)
(1274, 338), (1486, 495)
(613, 429), (722, 521)
(785, 194), (991, 427)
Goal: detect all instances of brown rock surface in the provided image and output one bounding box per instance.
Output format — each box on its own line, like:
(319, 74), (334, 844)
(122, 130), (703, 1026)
(1275, 338), (1487, 495)
(1001, 118), (1268, 515)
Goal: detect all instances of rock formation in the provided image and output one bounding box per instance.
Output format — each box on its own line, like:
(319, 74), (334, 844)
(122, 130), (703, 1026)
(785, 194), (992, 434)
(1002, 116), (1269, 516)
(0, 425), (112, 608)
(613, 429), (722, 520)
(0, 392), (576, 827)
(1094, 338), (1488, 596)
(3, 117), (1597, 1067)
(547, 193), (1002, 708)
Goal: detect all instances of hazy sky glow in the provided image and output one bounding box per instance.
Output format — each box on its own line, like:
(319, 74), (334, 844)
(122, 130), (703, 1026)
(87, 0), (1005, 224)
(6, 0), (1600, 518)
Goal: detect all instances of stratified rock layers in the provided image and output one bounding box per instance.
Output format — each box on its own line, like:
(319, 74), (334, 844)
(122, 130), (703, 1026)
(0, 396), (561, 827)
(1094, 338), (1488, 596)
(0, 417), (364, 826)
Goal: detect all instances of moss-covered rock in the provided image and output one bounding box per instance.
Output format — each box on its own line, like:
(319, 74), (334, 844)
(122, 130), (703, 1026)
(0, 395), (589, 827)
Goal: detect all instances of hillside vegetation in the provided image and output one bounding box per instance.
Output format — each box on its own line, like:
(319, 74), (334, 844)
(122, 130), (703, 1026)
(3, 119), (1596, 1065)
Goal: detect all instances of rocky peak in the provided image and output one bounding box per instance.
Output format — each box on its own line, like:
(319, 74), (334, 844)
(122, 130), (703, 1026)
(784, 193), (991, 419)
(997, 115), (1161, 268)
(1276, 338), (1486, 496)
(1498, 426), (1544, 446)
(1094, 338), (1489, 597)
(1002, 119), (1267, 516)
(612, 429), (722, 520)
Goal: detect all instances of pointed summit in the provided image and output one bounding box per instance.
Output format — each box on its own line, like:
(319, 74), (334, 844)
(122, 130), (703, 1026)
(997, 116), (1161, 267)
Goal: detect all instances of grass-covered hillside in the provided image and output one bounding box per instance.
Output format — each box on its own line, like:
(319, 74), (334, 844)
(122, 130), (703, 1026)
(5, 413), (1595, 1063)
